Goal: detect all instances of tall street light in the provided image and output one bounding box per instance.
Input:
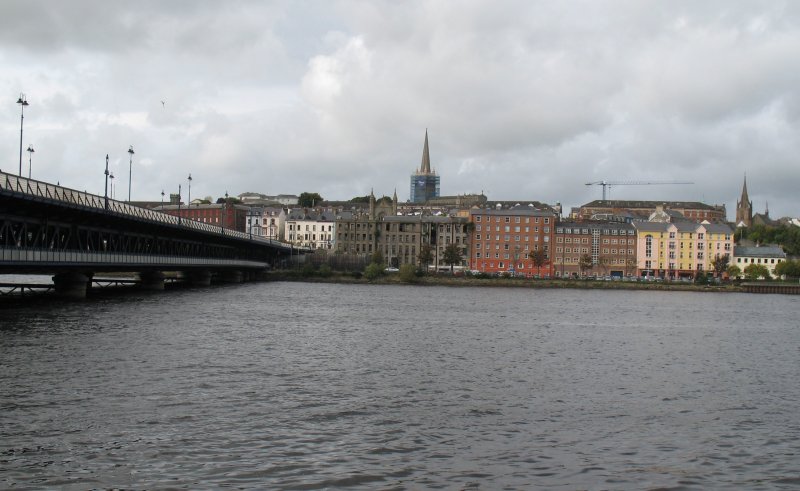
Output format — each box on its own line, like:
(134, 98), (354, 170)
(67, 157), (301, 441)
(221, 191), (228, 233)
(161, 189), (165, 207)
(26, 144), (34, 179)
(17, 93), (29, 177)
(187, 173), (192, 206)
(177, 184), (182, 224)
(104, 154), (110, 211)
(110, 172), (115, 199)
(127, 145), (134, 202)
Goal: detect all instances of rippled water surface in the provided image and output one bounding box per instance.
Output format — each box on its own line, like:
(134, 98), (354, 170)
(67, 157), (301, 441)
(1, 282), (799, 490)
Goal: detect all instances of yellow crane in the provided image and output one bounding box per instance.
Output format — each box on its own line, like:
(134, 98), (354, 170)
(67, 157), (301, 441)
(585, 180), (694, 200)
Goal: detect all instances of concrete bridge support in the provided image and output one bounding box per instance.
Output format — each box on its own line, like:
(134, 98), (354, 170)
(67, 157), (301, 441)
(186, 270), (212, 287)
(218, 270), (244, 283)
(139, 271), (165, 291)
(52, 272), (91, 299)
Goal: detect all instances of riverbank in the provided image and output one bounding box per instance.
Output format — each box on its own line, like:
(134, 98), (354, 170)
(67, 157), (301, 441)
(266, 271), (749, 293)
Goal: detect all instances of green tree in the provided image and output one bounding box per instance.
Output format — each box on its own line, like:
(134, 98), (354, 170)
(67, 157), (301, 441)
(710, 253), (730, 278)
(417, 244), (433, 272)
(531, 249), (546, 277)
(743, 263), (771, 281)
(579, 254), (593, 277)
(349, 195), (371, 203)
(442, 244), (463, 274)
(298, 192), (323, 207)
(371, 250), (384, 266)
(364, 262), (383, 281)
(726, 264), (742, 279)
(774, 259), (800, 279)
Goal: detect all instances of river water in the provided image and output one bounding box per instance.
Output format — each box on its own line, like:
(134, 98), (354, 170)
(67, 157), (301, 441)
(1, 282), (799, 490)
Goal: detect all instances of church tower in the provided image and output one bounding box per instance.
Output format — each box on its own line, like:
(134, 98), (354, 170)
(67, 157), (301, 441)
(735, 175), (753, 227)
(409, 130), (441, 204)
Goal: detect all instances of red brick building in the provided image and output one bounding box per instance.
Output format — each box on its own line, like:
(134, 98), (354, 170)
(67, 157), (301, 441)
(553, 220), (637, 278)
(156, 202), (249, 233)
(469, 205), (557, 277)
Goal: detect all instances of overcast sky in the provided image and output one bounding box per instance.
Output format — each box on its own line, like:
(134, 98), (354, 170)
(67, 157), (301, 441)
(2, 1), (799, 218)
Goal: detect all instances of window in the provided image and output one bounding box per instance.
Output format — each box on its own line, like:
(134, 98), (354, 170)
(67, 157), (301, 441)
(505, 217), (510, 223)
(476, 234), (481, 240)
(476, 216), (481, 222)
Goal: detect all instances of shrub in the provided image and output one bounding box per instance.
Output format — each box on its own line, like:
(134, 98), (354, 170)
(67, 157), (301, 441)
(398, 264), (417, 283)
(317, 264), (332, 277)
(364, 263), (384, 281)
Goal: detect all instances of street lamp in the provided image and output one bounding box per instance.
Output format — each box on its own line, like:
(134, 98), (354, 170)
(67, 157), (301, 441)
(26, 144), (34, 179)
(221, 191), (228, 233)
(127, 145), (134, 202)
(110, 172), (115, 199)
(17, 93), (29, 177)
(177, 184), (182, 224)
(104, 154), (109, 211)
(187, 173), (192, 206)
(161, 189), (165, 206)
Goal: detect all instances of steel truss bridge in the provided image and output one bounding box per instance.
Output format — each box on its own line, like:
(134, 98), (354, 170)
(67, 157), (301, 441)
(0, 171), (306, 298)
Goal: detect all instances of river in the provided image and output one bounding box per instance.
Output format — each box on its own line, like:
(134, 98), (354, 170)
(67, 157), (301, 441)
(1, 282), (799, 489)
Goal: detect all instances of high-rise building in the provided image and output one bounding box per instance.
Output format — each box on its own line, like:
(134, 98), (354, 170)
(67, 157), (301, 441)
(409, 130), (440, 203)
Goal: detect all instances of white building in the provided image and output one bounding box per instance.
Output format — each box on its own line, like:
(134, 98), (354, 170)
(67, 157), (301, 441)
(732, 245), (786, 278)
(285, 209), (335, 249)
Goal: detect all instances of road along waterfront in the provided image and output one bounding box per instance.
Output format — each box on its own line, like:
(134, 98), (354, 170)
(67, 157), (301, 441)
(1, 282), (799, 489)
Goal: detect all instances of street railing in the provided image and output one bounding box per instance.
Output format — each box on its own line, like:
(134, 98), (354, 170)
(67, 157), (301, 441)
(0, 171), (304, 251)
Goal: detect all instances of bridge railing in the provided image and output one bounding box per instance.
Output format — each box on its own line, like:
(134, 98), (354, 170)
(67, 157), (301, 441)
(0, 171), (301, 250)
(0, 247), (270, 268)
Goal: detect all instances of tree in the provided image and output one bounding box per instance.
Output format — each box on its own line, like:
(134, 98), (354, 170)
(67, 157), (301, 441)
(743, 263), (771, 281)
(726, 264), (742, 279)
(579, 254), (593, 277)
(349, 195), (371, 203)
(442, 244), (463, 274)
(417, 244), (433, 272)
(711, 253), (730, 278)
(774, 259), (800, 279)
(531, 249), (546, 277)
(364, 263), (383, 281)
(216, 196), (241, 204)
(371, 250), (384, 266)
(298, 192), (323, 207)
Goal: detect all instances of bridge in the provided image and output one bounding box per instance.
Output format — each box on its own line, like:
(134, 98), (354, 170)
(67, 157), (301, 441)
(0, 170), (307, 298)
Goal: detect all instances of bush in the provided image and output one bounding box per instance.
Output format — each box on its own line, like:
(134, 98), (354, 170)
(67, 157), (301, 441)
(399, 264), (417, 283)
(364, 263), (384, 281)
(318, 264), (332, 277)
(300, 262), (316, 277)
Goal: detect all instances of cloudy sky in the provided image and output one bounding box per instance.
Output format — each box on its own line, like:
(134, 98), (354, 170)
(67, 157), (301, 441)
(2, 1), (799, 218)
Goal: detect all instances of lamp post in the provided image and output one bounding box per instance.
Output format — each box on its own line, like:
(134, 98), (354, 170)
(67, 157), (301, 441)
(127, 145), (134, 202)
(221, 191), (228, 233)
(161, 189), (165, 206)
(17, 93), (29, 177)
(187, 173), (192, 206)
(110, 172), (115, 199)
(26, 144), (34, 179)
(177, 184), (182, 224)
(104, 154), (109, 211)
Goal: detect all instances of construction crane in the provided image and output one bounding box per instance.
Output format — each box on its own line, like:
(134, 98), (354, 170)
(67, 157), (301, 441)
(585, 180), (694, 200)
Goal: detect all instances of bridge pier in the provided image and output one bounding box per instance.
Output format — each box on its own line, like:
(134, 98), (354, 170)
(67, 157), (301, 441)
(217, 270), (244, 283)
(186, 270), (212, 287)
(139, 271), (165, 291)
(52, 272), (91, 299)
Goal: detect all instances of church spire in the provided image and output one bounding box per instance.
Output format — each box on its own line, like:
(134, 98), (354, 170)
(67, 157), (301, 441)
(420, 129), (431, 174)
(740, 174), (749, 204)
